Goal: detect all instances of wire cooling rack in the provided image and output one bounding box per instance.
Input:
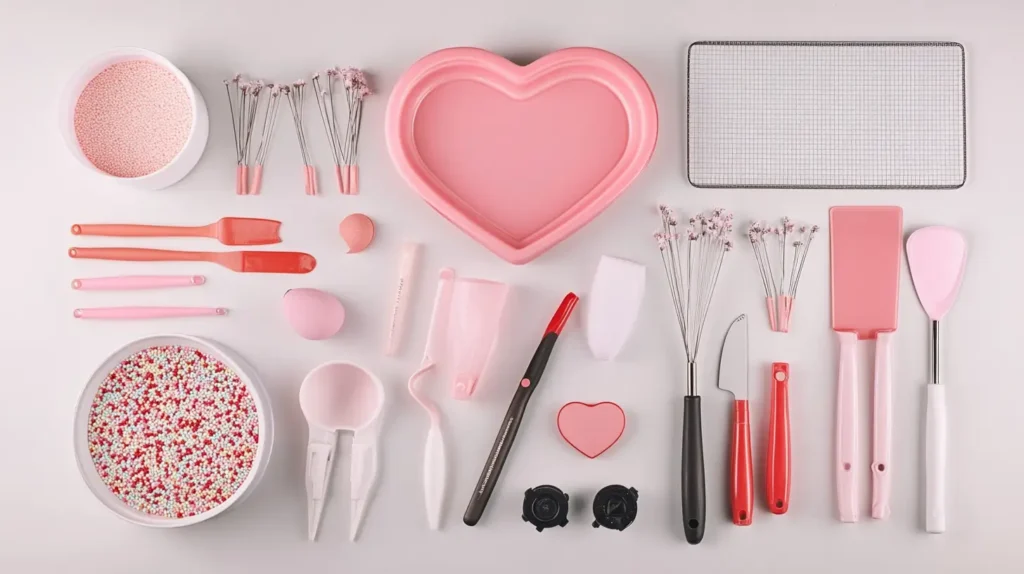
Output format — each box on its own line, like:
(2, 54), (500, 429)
(687, 41), (966, 189)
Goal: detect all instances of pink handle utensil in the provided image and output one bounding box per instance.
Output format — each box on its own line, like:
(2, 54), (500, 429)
(74, 307), (227, 319)
(829, 206), (903, 523)
(872, 332), (894, 519)
(72, 275), (205, 291)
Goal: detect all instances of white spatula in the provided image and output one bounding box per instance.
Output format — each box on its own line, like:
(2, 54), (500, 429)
(906, 226), (968, 534)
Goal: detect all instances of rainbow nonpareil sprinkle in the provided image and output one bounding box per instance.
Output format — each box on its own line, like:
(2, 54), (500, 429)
(87, 345), (259, 519)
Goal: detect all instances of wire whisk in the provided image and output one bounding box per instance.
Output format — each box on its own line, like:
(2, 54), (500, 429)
(248, 84), (283, 195)
(655, 206), (734, 380)
(224, 76), (265, 195)
(747, 218), (819, 332)
(654, 205), (732, 546)
(284, 81), (317, 196)
(311, 67), (372, 194)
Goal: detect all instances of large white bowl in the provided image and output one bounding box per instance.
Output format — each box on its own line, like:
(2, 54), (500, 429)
(59, 47), (209, 190)
(73, 335), (274, 527)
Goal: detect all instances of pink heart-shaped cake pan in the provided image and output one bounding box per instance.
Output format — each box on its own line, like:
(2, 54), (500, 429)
(557, 401), (626, 459)
(386, 47), (658, 264)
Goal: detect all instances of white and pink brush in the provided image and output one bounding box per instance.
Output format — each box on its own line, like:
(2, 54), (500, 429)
(747, 218), (819, 332)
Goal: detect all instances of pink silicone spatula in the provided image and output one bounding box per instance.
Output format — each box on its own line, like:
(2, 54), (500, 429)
(907, 226), (967, 534)
(829, 206), (903, 522)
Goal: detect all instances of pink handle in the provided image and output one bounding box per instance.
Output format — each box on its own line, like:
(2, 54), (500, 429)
(334, 164), (344, 194)
(766, 362), (791, 514)
(74, 307), (226, 319)
(348, 165), (359, 195)
(872, 331), (894, 519)
(778, 295), (794, 333)
(765, 296), (777, 331)
(236, 165), (245, 195)
(250, 165), (264, 196)
(730, 399), (754, 525)
(69, 247), (208, 262)
(305, 165), (318, 196)
(71, 223), (208, 239)
(836, 331), (859, 522)
(72, 275), (205, 290)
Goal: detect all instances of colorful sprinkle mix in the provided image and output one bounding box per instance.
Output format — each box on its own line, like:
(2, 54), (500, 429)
(87, 345), (259, 519)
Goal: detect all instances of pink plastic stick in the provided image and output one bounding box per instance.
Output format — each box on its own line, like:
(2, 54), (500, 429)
(236, 165), (244, 195)
(73, 307), (227, 319)
(334, 164), (344, 194)
(765, 296), (777, 331)
(779, 295), (793, 333)
(72, 275), (205, 291)
(872, 331), (894, 519)
(836, 331), (859, 522)
(348, 165), (359, 195)
(241, 165), (250, 195)
(309, 165), (318, 195)
(250, 165), (264, 196)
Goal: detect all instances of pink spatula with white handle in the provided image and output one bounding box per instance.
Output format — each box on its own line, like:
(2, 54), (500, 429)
(829, 206), (903, 522)
(907, 226), (968, 534)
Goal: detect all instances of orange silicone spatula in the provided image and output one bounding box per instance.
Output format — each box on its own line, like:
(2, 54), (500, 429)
(69, 247), (315, 274)
(71, 218), (282, 246)
(829, 206), (903, 523)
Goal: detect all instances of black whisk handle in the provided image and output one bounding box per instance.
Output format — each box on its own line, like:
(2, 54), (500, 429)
(682, 395), (706, 544)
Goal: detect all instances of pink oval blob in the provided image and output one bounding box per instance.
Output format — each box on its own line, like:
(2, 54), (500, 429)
(282, 288), (345, 340)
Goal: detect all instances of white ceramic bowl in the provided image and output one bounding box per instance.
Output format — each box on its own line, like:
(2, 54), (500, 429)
(59, 47), (209, 190)
(73, 335), (274, 527)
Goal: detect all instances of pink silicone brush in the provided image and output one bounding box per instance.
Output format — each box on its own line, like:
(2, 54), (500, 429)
(907, 226), (968, 534)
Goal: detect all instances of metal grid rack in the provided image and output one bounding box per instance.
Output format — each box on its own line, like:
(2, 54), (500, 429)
(687, 41), (966, 189)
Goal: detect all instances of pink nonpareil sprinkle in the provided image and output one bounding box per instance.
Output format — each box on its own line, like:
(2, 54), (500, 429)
(74, 59), (193, 178)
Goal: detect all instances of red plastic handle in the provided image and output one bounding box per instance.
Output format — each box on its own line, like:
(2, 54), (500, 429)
(766, 362), (791, 514)
(731, 399), (754, 525)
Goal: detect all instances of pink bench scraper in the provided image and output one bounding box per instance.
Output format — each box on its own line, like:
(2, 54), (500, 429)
(829, 206), (903, 522)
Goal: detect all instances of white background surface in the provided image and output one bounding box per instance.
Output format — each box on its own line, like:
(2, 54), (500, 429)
(1, 1), (1021, 572)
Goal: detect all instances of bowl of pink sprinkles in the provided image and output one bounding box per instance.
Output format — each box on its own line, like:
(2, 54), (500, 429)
(74, 335), (272, 527)
(60, 47), (209, 190)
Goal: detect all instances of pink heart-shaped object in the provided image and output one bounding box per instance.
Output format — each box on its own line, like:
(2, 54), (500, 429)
(556, 401), (626, 459)
(386, 48), (658, 264)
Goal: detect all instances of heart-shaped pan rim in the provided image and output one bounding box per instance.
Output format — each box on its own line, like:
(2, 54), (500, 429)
(556, 401), (626, 459)
(385, 47), (658, 265)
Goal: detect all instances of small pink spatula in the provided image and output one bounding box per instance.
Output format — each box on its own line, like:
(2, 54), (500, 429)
(71, 217), (282, 246)
(829, 206), (903, 522)
(907, 226), (968, 534)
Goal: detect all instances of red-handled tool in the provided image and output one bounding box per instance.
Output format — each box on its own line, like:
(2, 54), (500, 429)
(717, 315), (753, 525)
(766, 362), (791, 514)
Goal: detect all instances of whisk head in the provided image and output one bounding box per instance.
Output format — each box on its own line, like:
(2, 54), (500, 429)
(655, 206), (733, 361)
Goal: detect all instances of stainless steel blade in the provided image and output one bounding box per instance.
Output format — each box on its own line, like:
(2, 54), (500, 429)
(717, 314), (749, 400)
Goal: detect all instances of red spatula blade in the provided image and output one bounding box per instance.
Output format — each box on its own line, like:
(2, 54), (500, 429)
(216, 218), (282, 245)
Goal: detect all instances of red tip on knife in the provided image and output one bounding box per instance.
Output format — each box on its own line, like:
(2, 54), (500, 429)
(544, 293), (579, 335)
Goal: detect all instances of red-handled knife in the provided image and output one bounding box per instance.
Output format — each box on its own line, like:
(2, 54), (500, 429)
(717, 314), (753, 526)
(766, 362), (791, 514)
